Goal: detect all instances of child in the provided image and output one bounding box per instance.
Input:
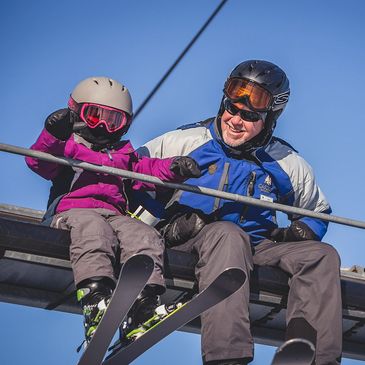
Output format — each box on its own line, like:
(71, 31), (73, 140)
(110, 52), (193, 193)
(25, 76), (201, 346)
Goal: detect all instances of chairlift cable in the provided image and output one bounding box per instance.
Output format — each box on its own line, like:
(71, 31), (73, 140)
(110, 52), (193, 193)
(133, 0), (229, 120)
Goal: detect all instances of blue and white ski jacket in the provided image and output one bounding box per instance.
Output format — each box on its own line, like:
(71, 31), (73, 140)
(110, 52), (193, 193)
(137, 118), (331, 245)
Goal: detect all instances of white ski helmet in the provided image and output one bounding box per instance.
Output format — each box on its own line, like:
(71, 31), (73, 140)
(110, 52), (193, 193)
(71, 76), (133, 116)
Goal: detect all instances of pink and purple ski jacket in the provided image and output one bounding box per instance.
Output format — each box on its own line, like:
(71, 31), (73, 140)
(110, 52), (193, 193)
(25, 129), (181, 215)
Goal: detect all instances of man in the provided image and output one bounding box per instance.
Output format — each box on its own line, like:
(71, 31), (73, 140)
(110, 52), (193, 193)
(135, 60), (342, 364)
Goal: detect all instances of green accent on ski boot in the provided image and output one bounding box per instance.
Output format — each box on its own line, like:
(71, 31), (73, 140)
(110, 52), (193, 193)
(82, 305), (92, 316)
(126, 313), (160, 339)
(146, 302), (186, 333)
(77, 288), (88, 302)
(82, 298), (110, 344)
(126, 327), (145, 339)
(94, 308), (105, 323)
(86, 325), (97, 338)
(126, 302), (187, 341)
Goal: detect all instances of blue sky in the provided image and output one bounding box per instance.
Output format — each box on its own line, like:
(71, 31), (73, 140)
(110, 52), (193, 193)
(1, 0), (365, 364)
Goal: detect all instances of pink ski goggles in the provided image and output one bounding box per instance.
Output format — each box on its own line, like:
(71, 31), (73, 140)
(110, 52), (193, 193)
(68, 97), (131, 133)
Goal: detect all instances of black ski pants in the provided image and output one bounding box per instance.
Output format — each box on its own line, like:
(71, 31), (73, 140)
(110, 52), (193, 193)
(173, 221), (342, 365)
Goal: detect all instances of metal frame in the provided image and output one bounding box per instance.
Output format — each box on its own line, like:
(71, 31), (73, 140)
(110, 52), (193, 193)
(1, 204), (365, 360)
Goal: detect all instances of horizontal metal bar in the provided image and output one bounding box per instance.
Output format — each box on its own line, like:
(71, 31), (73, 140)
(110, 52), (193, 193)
(3, 250), (71, 269)
(1, 142), (365, 230)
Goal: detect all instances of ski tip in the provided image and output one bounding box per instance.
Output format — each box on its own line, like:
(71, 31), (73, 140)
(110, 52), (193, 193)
(124, 254), (154, 270)
(223, 267), (246, 284)
(278, 338), (316, 353)
(215, 267), (246, 294)
(272, 338), (315, 365)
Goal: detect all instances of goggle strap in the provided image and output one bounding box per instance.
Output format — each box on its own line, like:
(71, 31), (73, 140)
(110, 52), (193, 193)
(68, 97), (82, 114)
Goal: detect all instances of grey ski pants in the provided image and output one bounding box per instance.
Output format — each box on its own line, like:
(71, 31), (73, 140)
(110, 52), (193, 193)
(174, 221), (342, 365)
(51, 208), (165, 289)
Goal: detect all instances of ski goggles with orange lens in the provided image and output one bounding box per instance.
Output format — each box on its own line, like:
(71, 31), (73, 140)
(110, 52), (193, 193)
(68, 97), (131, 133)
(224, 78), (273, 112)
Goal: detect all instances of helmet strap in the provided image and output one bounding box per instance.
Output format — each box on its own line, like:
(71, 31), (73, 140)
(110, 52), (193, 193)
(75, 124), (129, 150)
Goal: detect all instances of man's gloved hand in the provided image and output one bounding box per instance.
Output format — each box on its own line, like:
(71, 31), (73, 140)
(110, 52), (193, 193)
(270, 220), (318, 242)
(162, 209), (212, 247)
(170, 156), (202, 178)
(44, 108), (77, 141)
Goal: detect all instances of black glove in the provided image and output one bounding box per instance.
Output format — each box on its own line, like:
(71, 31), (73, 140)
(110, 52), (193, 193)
(170, 156), (201, 178)
(44, 108), (76, 141)
(161, 209), (212, 247)
(270, 220), (318, 242)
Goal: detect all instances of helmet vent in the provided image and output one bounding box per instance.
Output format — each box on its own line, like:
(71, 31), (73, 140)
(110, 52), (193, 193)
(93, 79), (99, 85)
(108, 79), (113, 87)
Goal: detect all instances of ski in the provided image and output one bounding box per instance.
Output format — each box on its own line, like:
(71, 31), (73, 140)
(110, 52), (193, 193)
(271, 338), (315, 365)
(103, 267), (246, 365)
(77, 254), (154, 365)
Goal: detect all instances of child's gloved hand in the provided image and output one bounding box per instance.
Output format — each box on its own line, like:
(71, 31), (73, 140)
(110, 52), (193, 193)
(170, 156), (202, 178)
(44, 108), (75, 141)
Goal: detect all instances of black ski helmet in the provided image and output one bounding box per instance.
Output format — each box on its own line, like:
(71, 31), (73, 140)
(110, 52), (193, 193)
(217, 60), (290, 153)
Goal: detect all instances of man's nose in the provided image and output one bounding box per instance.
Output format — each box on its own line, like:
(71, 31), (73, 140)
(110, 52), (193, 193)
(230, 114), (244, 124)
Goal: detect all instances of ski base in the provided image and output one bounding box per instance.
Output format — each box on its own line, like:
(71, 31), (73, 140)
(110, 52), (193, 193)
(77, 254), (154, 365)
(103, 267), (246, 365)
(271, 338), (315, 365)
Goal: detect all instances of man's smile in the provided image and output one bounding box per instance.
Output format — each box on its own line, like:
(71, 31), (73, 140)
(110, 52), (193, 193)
(224, 120), (246, 133)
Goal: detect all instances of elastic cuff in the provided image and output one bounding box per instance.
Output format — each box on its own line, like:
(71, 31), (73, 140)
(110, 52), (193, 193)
(203, 347), (253, 363)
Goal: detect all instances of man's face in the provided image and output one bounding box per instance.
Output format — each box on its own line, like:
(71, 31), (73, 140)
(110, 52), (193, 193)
(220, 101), (265, 147)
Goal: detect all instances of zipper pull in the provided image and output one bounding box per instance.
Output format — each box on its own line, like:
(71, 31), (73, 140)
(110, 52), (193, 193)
(240, 171), (256, 223)
(247, 171), (256, 196)
(104, 148), (113, 161)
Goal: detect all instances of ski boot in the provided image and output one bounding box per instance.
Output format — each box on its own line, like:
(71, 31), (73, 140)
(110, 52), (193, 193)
(76, 276), (115, 350)
(108, 285), (163, 353)
(121, 285), (196, 344)
(122, 287), (194, 345)
(124, 301), (185, 342)
(120, 285), (160, 342)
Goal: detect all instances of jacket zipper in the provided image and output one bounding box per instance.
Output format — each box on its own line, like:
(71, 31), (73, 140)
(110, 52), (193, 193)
(104, 148), (113, 161)
(213, 162), (230, 211)
(240, 171), (256, 223)
(102, 147), (127, 213)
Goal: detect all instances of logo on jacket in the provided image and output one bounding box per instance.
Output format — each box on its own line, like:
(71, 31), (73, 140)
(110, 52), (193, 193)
(208, 164), (217, 175)
(259, 175), (273, 193)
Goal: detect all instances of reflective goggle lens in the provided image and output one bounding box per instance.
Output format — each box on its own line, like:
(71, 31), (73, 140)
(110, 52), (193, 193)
(223, 99), (263, 122)
(81, 104), (130, 132)
(224, 78), (272, 111)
